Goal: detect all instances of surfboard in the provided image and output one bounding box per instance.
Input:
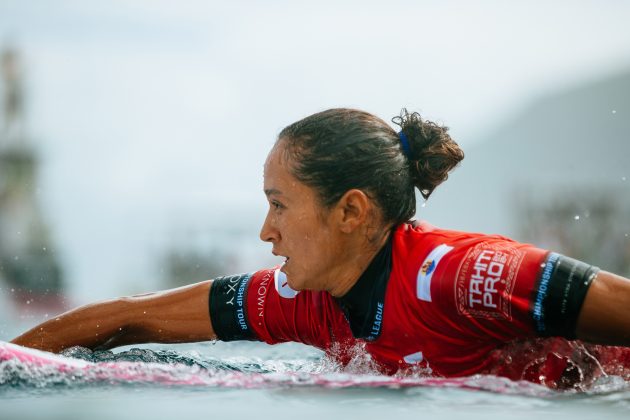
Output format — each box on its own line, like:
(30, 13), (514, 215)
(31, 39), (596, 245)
(0, 340), (554, 395)
(0, 340), (213, 385)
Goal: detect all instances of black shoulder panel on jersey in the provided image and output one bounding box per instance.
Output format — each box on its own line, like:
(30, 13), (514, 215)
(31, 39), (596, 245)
(209, 273), (256, 341)
(531, 252), (599, 339)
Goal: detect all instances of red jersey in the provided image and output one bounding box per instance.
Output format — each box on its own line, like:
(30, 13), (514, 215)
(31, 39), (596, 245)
(209, 221), (609, 387)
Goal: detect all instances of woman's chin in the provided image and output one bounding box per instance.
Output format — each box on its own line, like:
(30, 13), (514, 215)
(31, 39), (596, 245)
(286, 278), (302, 291)
(281, 264), (317, 292)
(279, 266), (299, 290)
(287, 274), (308, 292)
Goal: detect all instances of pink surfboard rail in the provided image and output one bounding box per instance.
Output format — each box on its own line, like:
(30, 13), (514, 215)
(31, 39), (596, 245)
(0, 340), (213, 385)
(0, 340), (90, 369)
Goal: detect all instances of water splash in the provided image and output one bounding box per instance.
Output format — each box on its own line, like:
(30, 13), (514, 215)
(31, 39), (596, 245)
(485, 338), (630, 391)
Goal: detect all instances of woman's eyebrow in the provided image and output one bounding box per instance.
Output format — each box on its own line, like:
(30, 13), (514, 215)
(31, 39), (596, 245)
(264, 188), (283, 197)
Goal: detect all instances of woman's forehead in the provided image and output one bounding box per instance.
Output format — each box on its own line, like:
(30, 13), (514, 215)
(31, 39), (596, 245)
(264, 150), (321, 208)
(264, 146), (298, 194)
(263, 144), (287, 180)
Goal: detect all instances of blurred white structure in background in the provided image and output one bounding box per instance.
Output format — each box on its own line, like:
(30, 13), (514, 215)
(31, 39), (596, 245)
(0, 45), (66, 315)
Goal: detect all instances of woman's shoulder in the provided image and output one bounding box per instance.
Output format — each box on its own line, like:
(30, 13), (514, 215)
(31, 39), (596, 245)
(392, 221), (543, 264)
(395, 220), (516, 243)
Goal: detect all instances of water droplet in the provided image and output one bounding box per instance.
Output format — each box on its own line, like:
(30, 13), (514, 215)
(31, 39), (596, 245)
(574, 215), (580, 220)
(421, 201), (427, 208)
(612, 110), (617, 114)
(143, 311), (147, 314)
(42, 247), (47, 251)
(622, 176), (627, 182)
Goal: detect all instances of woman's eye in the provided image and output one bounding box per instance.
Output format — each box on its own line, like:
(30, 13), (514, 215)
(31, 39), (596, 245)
(271, 201), (284, 210)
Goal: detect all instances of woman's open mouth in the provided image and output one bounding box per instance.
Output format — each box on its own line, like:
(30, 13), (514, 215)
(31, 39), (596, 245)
(280, 257), (290, 273)
(273, 250), (290, 271)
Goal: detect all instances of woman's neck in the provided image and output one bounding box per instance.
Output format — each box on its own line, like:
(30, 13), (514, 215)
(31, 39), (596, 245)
(326, 228), (392, 298)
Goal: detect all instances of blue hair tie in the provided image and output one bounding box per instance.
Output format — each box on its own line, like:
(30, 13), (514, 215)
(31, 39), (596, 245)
(398, 131), (412, 159)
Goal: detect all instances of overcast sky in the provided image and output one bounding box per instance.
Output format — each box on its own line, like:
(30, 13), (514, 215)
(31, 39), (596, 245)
(1, 0), (630, 302)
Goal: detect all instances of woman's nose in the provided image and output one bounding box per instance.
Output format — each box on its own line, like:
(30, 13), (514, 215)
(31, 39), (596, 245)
(259, 212), (279, 243)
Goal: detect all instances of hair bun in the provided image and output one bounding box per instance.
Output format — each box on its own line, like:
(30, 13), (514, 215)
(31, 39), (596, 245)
(392, 108), (465, 200)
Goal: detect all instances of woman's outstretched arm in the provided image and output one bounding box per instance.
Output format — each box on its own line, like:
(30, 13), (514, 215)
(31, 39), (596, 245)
(576, 270), (630, 346)
(11, 280), (216, 353)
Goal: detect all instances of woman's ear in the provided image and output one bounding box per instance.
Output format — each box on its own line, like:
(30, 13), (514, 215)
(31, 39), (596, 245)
(335, 189), (370, 233)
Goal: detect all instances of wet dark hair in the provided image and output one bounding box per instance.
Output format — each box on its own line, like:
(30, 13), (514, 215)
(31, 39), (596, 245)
(278, 108), (464, 227)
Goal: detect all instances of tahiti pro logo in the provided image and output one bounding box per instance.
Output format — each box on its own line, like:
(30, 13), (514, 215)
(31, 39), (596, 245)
(455, 241), (525, 320)
(416, 244), (454, 302)
(274, 268), (299, 299)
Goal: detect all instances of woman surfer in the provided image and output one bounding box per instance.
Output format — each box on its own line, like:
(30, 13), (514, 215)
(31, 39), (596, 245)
(12, 108), (630, 387)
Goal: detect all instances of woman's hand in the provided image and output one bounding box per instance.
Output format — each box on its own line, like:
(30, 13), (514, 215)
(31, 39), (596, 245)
(11, 280), (216, 353)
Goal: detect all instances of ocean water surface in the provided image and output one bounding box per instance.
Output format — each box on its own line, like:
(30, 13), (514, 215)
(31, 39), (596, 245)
(2, 340), (630, 420)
